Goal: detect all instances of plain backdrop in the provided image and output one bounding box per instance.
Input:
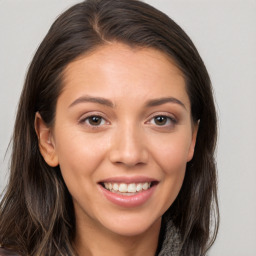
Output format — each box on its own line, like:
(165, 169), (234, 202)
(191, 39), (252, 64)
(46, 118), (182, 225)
(0, 0), (256, 255)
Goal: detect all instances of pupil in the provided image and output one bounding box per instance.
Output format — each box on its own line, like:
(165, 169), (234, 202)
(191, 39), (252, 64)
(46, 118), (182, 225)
(89, 116), (101, 125)
(155, 116), (167, 125)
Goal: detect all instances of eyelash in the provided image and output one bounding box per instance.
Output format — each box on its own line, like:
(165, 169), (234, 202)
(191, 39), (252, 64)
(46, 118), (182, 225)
(79, 113), (177, 129)
(146, 114), (177, 128)
(79, 113), (109, 129)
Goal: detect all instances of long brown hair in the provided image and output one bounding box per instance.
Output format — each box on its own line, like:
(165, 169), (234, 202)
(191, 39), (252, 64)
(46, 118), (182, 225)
(0, 0), (219, 255)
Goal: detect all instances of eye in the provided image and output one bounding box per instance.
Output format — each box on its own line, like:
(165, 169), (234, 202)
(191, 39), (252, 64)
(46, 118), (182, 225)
(148, 115), (177, 127)
(154, 116), (169, 126)
(82, 115), (107, 126)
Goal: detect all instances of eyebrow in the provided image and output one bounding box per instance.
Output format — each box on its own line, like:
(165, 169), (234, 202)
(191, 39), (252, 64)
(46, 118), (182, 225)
(69, 95), (114, 108)
(68, 95), (186, 110)
(146, 97), (186, 110)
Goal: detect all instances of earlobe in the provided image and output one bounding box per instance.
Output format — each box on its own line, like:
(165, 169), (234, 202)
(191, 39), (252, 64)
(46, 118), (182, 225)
(34, 112), (59, 167)
(187, 120), (199, 162)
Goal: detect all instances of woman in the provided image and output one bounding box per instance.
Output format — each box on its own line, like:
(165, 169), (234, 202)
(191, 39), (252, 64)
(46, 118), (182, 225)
(0, 0), (219, 255)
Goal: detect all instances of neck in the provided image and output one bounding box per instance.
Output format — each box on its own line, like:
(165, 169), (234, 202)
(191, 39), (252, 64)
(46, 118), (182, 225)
(74, 216), (161, 256)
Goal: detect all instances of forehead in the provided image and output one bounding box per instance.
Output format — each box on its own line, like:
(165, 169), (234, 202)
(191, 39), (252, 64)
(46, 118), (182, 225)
(64, 42), (184, 80)
(60, 43), (189, 108)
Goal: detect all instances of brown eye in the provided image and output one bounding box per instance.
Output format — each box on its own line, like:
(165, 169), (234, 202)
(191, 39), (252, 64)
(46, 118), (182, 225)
(154, 116), (168, 126)
(87, 116), (105, 126)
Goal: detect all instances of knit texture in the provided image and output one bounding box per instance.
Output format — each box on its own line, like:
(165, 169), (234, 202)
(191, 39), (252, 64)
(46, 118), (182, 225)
(157, 214), (182, 256)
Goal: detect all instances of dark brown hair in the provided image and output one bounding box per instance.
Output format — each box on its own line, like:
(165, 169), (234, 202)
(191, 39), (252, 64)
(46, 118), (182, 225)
(0, 0), (219, 255)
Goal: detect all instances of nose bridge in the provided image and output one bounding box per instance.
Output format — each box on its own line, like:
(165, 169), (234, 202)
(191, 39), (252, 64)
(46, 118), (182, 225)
(109, 120), (148, 167)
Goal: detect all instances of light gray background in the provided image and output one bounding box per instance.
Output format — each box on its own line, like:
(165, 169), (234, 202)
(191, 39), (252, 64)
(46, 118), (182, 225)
(0, 0), (256, 255)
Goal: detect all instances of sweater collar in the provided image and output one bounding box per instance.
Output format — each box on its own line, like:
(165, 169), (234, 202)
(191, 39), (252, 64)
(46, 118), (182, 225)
(157, 216), (182, 256)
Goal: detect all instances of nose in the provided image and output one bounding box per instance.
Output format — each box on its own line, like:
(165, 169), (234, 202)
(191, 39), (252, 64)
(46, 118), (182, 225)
(109, 124), (149, 168)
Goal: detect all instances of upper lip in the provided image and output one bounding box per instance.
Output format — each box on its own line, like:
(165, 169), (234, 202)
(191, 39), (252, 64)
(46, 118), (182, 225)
(99, 176), (158, 184)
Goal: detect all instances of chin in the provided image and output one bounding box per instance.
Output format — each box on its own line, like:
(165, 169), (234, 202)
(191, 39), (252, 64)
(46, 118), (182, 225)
(99, 213), (162, 237)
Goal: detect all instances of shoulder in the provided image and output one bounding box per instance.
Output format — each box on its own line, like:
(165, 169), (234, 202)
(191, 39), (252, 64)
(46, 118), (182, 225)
(0, 248), (20, 256)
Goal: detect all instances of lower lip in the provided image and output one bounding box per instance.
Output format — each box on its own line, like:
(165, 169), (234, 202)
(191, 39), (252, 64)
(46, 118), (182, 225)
(99, 185), (157, 208)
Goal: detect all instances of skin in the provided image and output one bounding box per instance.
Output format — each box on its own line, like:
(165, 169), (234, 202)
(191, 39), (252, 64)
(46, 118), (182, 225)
(35, 43), (198, 256)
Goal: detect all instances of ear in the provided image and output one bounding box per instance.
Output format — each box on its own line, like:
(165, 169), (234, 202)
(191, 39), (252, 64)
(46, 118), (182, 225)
(34, 112), (59, 167)
(187, 120), (199, 162)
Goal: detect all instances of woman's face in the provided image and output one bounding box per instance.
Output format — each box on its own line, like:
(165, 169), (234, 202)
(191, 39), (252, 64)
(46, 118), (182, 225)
(39, 43), (197, 237)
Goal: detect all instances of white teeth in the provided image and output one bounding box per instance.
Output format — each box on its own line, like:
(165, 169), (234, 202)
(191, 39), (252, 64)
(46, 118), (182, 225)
(142, 183), (149, 190)
(113, 183), (119, 191)
(136, 183), (142, 192)
(127, 183), (136, 193)
(103, 182), (151, 193)
(119, 183), (128, 192)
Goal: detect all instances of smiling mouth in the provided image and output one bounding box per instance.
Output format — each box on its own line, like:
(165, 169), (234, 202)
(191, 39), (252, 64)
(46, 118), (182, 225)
(100, 181), (158, 196)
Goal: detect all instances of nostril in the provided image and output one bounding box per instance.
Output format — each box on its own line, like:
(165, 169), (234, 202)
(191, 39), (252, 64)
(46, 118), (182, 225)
(109, 151), (149, 167)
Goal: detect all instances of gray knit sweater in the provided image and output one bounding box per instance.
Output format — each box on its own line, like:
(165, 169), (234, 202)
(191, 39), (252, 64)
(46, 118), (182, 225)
(157, 218), (182, 256)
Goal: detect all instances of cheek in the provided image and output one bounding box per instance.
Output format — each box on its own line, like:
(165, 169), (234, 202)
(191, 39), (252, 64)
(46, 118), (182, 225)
(158, 145), (188, 172)
(53, 129), (109, 185)
(151, 133), (192, 173)
(148, 132), (191, 209)
(158, 141), (188, 190)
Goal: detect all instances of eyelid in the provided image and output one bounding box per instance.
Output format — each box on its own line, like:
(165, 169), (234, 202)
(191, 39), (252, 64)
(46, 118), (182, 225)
(145, 112), (178, 130)
(78, 112), (110, 126)
(145, 112), (177, 123)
